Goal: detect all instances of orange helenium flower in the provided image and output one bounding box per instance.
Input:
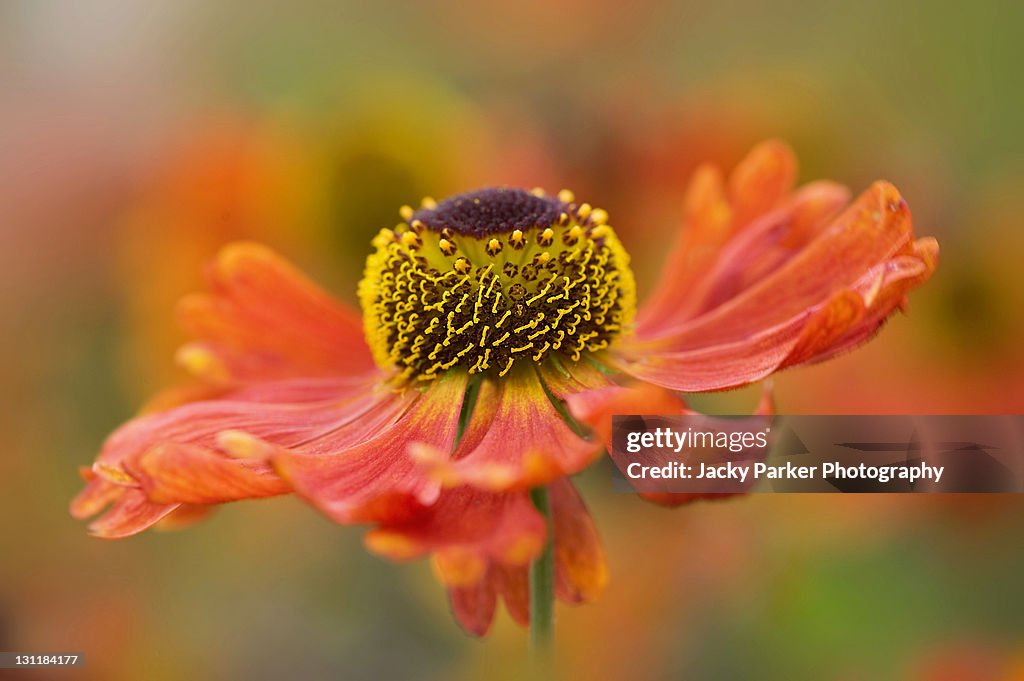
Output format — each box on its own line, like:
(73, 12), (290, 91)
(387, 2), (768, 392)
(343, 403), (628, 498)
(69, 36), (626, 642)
(71, 141), (937, 635)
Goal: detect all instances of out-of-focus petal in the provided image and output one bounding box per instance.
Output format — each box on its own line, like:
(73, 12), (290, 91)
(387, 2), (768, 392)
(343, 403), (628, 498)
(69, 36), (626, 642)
(637, 141), (797, 329)
(84, 488), (179, 539)
(448, 573), (498, 637)
(364, 486), (545, 586)
(617, 182), (937, 391)
(369, 477), (606, 636)
(176, 242), (375, 383)
(446, 561), (532, 636)
(275, 373), (468, 524)
(550, 478), (608, 603)
(492, 563), (531, 627)
(410, 371), (602, 491)
(70, 465), (179, 538)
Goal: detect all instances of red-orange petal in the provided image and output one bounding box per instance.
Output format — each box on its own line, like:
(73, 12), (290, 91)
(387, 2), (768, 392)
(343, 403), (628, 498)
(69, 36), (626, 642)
(637, 141), (798, 330)
(727, 139), (797, 227)
(617, 182), (936, 391)
(71, 465), (179, 538)
(448, 574), (498, 637)
(364, 486), (545, 582)
(550, 478), (608, 603)
(138, 442), (289, 505)
(650, 181), (850, 329)
(71, 375), (390, 537)
(493, 563), (531, 627)
(84, 488), (180, 539)
(410, 370), (602, 491)
(276, 373), (468, 524)
(176, 242), (375, 383)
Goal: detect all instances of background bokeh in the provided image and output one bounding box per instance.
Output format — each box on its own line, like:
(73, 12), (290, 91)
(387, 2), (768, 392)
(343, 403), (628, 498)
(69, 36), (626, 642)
(2, 1), (1023, 679)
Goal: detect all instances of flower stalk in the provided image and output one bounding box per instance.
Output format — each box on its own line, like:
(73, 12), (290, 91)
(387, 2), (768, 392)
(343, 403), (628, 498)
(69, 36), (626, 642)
(529, 485), (555, 657)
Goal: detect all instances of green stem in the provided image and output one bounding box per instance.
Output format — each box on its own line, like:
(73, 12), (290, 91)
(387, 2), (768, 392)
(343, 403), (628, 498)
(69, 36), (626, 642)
(529, 485), (555, 659)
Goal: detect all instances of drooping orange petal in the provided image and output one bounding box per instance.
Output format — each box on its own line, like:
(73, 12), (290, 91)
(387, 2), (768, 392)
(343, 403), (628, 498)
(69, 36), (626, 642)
(630, 385), (775, 507)
(176, 242), (375, 383)
(69, 468), (125, 519)
(410, 370), (602, 492)
(617, 182), (937, 391)
(493, 563), (531, 627)
(364, 486), (545, 584)
(276, 373), (468, 524)
(445, 561), (531, 636)
(70, 466), (179, 538)
(550, 478), (608, 603)
(70, 375), (391, 537)
(448, 573), (498, 637)
(138, 442), (289, 505)
(84, 488), (180, 539)
(396, 482), (604, 636)
(95, 375), (382, 481)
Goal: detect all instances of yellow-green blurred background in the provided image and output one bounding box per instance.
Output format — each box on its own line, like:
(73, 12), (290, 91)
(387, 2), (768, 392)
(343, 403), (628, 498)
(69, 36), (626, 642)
(2, 1), (1023, 679)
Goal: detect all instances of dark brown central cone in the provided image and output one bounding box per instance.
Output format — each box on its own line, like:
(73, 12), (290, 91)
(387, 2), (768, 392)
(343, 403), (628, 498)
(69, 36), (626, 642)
(409, 187), (569, 237)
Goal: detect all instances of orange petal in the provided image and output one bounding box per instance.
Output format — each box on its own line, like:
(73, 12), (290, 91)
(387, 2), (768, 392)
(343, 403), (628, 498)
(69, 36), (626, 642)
(69, 471), (125, 519)
(658, 181), (850, 327)
(138, 442), (289, 505)
(364, 486), (545, 577)
(550, 478), (608, 603)
(635, 164), (731, 328)
(568, 380), (775, 507)
(176, 242), (375, 382)
(638, 141), (799, 330)
(429, 481), (603, 635)
(71, 375), (386, 536)
(276, 373), (468, 524)
(493, 563), (531, 627)
(85, 488), (179, 539)
(448, 574), (497, 637)
(726, 139), (797, 227)
(411, 371), (602, 491)
(564, 381), (690, 448)
(617, 182), (935, 391)
(794, 237), (938, 364)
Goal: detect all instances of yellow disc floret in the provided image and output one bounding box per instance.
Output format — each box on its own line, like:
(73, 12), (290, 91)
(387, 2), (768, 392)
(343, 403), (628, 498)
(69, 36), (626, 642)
(359, 187), (636, 381)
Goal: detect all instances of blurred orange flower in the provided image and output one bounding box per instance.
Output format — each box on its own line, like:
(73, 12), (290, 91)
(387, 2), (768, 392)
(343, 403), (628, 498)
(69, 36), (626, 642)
(72, 140), (937, 635)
